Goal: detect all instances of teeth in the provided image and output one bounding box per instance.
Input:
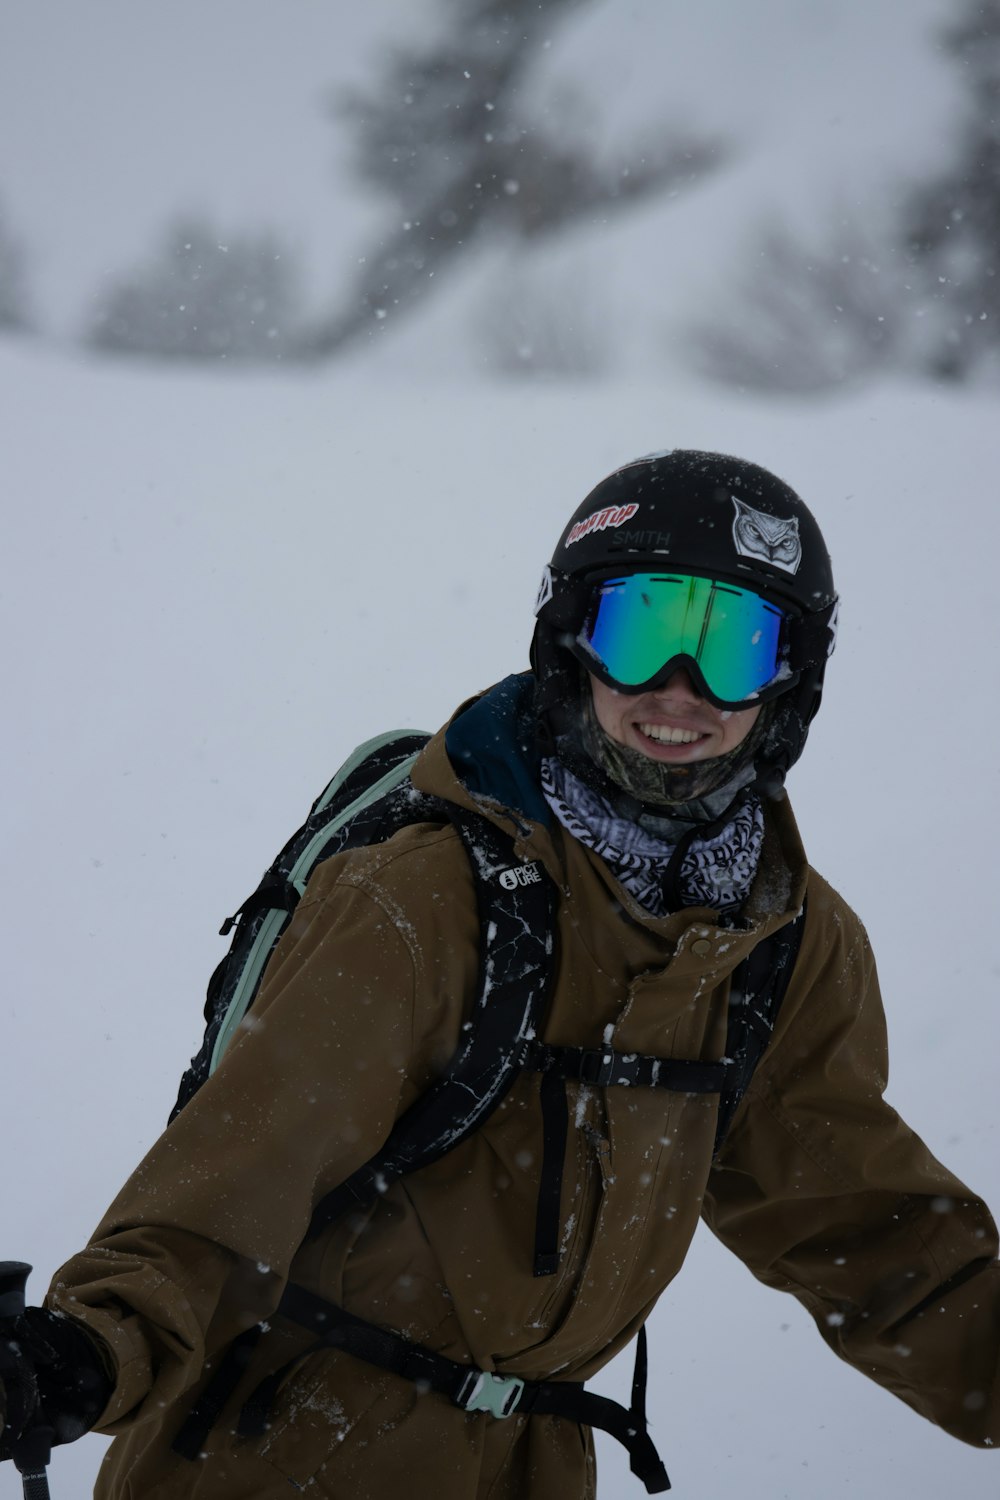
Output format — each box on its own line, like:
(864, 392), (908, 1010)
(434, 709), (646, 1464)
(639, 723), (702, 745)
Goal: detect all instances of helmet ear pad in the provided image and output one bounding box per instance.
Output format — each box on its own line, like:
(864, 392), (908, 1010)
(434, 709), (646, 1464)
(753, 657), (829, 792)
(531, 619), (586, 750)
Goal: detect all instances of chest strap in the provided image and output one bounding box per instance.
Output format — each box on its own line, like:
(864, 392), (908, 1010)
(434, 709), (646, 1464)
(522, 1040), (730, 1092)
(522, 1041), (729, 1278)
(239, 1283), (671, 1494)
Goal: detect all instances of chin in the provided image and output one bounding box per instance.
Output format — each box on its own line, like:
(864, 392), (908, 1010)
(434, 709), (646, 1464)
(633, 747), (709, 767)
(627, 733), (712, 764)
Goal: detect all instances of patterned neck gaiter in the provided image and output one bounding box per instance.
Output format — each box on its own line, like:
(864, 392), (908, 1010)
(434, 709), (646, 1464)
(541, 756), (764, 920)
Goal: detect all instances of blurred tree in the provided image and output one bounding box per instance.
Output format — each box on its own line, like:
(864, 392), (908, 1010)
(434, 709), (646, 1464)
(0, 195), (34, 332)
(87, 217), (302, 362)
(903, 0), (1000, 378)
(686, 218), (907, 394)
(689, 0), (1000, 393)
(475, 252), (612, 377)
(299, 0), (727, 358)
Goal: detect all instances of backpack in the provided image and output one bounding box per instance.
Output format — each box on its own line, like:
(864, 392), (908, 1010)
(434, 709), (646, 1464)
(169, 729), (803, 1493)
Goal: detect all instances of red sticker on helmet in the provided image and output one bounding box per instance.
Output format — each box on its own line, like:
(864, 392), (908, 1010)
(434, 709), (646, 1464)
(565, 503), (639, 547)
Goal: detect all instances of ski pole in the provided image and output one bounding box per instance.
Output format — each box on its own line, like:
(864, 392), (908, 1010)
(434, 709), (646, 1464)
(0, 1262), (52, 1500)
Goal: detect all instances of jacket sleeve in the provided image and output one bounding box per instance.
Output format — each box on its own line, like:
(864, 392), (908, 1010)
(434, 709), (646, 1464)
(44, 865), (447, 1434)
(702, 877), (1000, 1448)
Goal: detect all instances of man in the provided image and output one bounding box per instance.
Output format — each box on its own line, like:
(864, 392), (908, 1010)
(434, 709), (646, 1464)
(2, 450), (997, 1497)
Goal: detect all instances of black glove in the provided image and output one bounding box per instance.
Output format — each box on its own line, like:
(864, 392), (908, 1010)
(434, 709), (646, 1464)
(0, 1306), (112, 1461)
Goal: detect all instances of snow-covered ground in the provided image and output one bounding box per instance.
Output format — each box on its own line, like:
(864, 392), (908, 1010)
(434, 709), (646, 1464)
(3, 342), (998, 1497)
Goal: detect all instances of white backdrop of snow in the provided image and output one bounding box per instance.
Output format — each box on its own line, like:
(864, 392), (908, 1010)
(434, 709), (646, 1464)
(2, 341), (998, 1498)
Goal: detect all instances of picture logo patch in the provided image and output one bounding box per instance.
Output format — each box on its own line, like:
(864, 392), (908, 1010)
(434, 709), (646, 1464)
(499, 863), (542, 890)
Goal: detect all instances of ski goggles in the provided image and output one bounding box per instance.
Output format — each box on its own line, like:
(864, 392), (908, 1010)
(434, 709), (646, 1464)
(574, 571), (794, 708)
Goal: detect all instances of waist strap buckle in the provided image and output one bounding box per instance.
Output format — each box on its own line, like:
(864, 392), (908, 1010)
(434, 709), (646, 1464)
(457, 1370), (525, 1419)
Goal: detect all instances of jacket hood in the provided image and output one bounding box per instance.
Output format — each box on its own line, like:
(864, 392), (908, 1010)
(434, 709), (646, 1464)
(440, 673), (550, 827)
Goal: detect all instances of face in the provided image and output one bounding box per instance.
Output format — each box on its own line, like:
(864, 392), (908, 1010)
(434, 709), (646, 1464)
(589, 669), (761, 764)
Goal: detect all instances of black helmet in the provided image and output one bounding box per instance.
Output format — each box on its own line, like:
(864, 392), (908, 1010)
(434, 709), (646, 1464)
(532, 449), (838, 790)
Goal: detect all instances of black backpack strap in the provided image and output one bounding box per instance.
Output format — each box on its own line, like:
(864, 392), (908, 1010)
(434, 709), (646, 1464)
(171, 1322), (266, 1461)
(304, 807), (558, 1239)
(533, 1070), (570, 1276)
(172, 809), (559, 1465)
(713, 903), (806, 1153)
(522, 1043), (729, 1094)
(235, 1286), (672, 1494)
(520, 907), (805, 1272)
(524, 1044), (730, 1278)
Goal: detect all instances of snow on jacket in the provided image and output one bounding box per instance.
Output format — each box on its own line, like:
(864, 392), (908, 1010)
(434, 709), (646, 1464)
(47, 675), (1000, 1499)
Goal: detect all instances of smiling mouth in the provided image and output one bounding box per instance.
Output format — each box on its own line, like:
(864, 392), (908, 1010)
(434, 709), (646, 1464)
(637, 722), (707, 746)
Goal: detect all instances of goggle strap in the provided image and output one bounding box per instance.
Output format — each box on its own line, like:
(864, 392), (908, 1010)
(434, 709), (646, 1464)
(787, 607), (836, 671)
(535, 570), (588, 629)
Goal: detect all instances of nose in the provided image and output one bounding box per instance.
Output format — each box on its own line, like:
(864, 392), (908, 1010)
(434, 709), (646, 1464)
(654, 665), (703, 702)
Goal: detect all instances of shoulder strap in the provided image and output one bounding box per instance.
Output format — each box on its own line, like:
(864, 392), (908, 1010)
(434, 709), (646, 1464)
(169, 731), (435, 1122)
(305, 809), (557, 1238)
(713, 902), (806, 1154)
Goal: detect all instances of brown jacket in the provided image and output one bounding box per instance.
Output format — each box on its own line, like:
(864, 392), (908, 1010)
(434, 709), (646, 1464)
(48, 681), (1000, 1498)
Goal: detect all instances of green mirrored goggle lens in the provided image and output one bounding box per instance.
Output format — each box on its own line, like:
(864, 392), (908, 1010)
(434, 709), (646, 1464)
(580, 573), (787, 702)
